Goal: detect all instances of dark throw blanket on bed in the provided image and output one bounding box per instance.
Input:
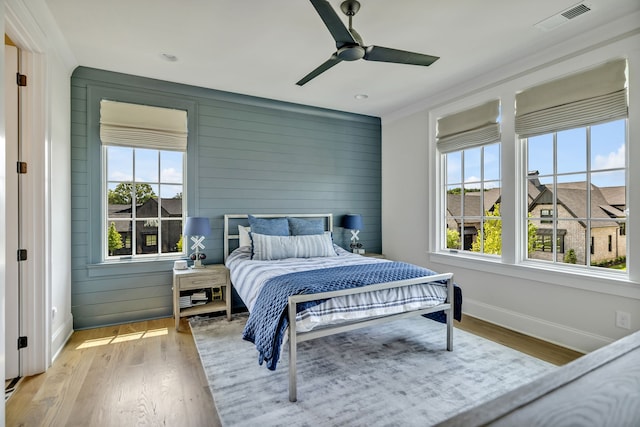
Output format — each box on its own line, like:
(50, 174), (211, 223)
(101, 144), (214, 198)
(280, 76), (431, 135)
(242, 261), (458, 371)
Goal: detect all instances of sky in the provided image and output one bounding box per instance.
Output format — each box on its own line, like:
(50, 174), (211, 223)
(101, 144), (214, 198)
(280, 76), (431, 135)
(107, 147), (184, 199)
(447, 119), (626, 190)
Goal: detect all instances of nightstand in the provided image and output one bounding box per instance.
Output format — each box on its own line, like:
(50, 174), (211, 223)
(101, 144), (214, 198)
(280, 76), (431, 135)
(173, 264), (231, 331)
(361, 252), (385, 259)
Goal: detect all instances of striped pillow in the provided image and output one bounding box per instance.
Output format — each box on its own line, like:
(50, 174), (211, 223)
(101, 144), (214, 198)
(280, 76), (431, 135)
(251, 232), (336, 260)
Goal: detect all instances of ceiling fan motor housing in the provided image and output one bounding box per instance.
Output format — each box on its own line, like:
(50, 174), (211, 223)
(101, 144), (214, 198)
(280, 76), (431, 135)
(337, 45), (365, 61)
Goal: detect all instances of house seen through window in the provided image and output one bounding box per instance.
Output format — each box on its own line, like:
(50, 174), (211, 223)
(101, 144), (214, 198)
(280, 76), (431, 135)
(526, 119), (626, 270)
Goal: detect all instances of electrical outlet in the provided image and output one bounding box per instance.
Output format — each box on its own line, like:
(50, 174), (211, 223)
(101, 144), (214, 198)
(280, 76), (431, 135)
(615, 310), (631, 330)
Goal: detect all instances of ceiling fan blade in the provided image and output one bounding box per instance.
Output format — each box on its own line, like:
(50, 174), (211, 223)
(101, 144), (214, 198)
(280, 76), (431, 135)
(309, 0), (357, 45)
(296, 54), (343, 86)
(364, 45), (439, 66)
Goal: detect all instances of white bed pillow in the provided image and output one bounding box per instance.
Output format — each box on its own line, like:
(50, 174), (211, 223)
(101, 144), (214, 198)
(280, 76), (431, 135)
(238, 225), (252, 247)
(251, 231), (336, 260)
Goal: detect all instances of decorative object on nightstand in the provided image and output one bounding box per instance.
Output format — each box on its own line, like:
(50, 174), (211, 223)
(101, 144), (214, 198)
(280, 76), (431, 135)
(342, 214), (364, 254)
(173, 264), (232, 331)
(183, 216), (210, 268)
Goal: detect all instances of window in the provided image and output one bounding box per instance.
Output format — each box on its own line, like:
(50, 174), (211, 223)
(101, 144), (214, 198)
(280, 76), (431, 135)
(525, 119), (626, 269)
(101, 100), (188, 259)
(438, 100), (501, 255)
(535, 230), (565, 253)
(526, 120), (626, 265)
(517, 59), (627, 272)
(106, 147), (184, 257)
(434, 59), (630, 275)
(445, 144), (501, 253)
(145, 233), (158, 248)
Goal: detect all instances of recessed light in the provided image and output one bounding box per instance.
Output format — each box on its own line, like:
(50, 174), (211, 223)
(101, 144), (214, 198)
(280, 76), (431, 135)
(354, 94), (368, 100)
(161, 53), (178, 62)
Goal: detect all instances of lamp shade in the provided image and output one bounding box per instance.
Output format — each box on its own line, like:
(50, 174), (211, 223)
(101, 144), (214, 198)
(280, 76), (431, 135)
(183, 217), (210, 236)
(342, 214), (363, 230)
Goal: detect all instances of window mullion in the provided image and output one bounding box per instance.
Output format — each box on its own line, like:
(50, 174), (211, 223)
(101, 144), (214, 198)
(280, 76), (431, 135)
(156, 150), (162, 256)
(103, 146), (109, 259)
(442, 154), (447, 250)
(480, 146), (485, 254)
(586, 126), (592, 267)
(131, 149), (137, 256)
(552, 133), (558, 263)
(461, 152), (465, 251)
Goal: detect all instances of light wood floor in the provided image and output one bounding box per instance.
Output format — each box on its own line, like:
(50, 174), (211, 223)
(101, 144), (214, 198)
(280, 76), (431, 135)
(6, 317), (220, 427)
(6, 314), (583, 426)
(455, 315), (583, 366)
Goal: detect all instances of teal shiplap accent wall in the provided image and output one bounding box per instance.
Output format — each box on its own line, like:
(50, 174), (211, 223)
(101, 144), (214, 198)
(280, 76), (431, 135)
(71, 67), (381, 329)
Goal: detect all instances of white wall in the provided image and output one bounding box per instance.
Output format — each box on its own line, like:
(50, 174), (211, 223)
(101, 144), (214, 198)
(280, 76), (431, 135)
(381, 110), (429, 267)
(382, 15), (640, 353)
(48, 43), (73, 359)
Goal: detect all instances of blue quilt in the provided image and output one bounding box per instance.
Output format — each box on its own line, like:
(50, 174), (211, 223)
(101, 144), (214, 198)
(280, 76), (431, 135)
(242, 261), (446, 370)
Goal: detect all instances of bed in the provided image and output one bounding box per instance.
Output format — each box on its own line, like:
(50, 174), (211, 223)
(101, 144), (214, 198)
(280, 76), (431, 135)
(223, 213), (459, 402)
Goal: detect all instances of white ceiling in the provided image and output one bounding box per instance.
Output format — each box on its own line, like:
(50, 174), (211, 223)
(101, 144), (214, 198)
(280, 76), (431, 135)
(44, 0), (640, 117)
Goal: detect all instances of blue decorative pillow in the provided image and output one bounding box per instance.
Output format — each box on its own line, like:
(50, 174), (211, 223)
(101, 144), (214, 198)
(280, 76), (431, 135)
(247, 215), (290, 236)
(252, 232), (337, 260)
(288, 217), (325, 235)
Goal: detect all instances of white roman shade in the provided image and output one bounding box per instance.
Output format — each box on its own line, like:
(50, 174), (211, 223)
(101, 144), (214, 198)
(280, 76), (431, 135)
(515, 59), (628, 137)
(100, 100), (188, 151)
(437, 100), (501, 153)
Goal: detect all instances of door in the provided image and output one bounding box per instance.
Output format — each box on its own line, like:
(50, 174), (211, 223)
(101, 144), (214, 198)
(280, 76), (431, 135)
(5, 41), (21, 380)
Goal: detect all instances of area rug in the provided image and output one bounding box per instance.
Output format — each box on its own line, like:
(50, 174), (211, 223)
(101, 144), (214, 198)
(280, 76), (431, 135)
(190, 314), (554, 427)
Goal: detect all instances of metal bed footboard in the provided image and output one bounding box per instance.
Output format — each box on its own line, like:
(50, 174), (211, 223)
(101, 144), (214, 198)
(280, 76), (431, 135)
(287, 272), (454, 402)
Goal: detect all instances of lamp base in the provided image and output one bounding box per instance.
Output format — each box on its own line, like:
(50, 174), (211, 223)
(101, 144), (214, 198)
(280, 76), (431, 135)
(191, 259), (205, 269)
(350, 240), (363, 255)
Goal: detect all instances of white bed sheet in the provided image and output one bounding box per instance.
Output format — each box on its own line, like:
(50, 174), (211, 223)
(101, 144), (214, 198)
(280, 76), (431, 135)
(226, 245), (448, 333)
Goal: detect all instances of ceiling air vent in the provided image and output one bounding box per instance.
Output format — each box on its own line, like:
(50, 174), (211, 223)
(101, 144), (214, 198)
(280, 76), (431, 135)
(561, 4), (591, 19)
(534, 3), (592, 32)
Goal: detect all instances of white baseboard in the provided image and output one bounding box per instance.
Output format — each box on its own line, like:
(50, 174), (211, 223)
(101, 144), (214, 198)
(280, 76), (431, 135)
(463, 298), (613, 354)
(51, 314), (74, 363)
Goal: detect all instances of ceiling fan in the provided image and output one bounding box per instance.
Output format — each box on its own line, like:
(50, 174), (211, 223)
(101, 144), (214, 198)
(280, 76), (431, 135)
(296, 0), (440, 86)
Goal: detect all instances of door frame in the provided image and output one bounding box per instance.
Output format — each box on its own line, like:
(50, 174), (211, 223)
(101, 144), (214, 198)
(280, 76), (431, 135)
(5, 41), (20, 381)
(4, 1), (52, 377)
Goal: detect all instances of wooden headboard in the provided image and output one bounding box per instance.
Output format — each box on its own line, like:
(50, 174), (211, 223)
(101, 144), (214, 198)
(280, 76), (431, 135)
(223, 213), (334, 261)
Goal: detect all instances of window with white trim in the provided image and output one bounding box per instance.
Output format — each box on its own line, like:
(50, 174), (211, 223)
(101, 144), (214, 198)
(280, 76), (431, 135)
(101, 100), (187, 259)
(517, 59), (628, 271)
(439, 100), (502, 255)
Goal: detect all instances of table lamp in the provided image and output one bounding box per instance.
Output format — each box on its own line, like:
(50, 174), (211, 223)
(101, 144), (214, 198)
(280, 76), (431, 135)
(342, 214), (364, 253)
(183, 217), (210, 268)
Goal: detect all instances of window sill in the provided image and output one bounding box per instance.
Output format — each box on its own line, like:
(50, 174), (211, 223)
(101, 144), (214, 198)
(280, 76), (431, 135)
(87, 257), (184, 278)
(428, 251), (640, 300)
